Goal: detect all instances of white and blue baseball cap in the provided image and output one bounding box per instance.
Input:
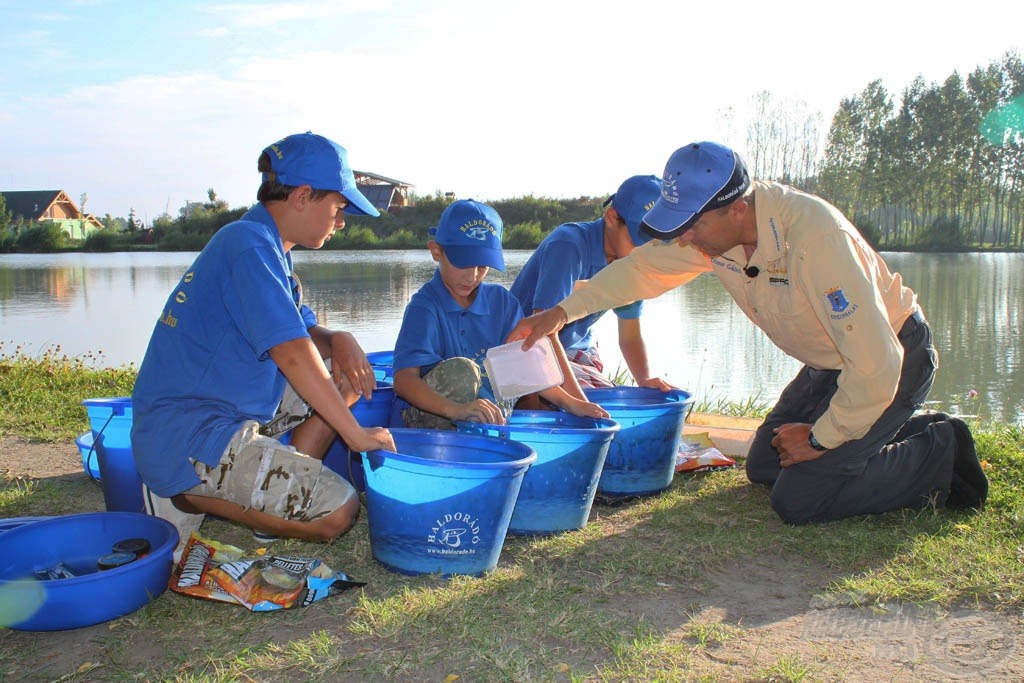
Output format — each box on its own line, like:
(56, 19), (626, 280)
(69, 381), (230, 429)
(603, 174), (662, 247)
(429, 199), (505, 271)
(641, 141), (750, 239)
(261, 132), (380, 217)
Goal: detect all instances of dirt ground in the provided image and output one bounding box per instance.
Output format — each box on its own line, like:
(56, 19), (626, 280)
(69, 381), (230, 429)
(2, 436), (1022, 682)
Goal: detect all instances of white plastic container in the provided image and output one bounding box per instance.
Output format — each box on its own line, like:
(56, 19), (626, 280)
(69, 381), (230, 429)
(484, 337), (564, 402)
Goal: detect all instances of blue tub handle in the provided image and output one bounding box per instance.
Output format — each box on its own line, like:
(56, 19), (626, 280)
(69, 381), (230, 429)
(84, 413), (115, 487)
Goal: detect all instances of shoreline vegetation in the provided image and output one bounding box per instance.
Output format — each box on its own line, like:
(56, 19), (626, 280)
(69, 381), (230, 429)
(4, 50), (1024, 259)
(2, 189), (1024, 256)
(1, 346), (1023, 680)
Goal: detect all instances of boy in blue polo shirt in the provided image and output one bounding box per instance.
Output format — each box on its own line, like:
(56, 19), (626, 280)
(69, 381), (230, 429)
(392, 199), (608, 428)
(511, 175), (674, 391)
(131, 132), (395, 556)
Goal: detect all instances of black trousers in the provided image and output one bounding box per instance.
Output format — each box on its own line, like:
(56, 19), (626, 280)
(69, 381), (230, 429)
(745, 312), (956, 524)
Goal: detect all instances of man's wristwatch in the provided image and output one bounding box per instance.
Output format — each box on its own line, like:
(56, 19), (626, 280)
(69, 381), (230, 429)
(808, 431), (828, 451)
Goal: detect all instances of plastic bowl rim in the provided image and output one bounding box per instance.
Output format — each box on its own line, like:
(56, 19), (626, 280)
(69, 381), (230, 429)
(0, 511), (179, 587)
(365, 428), (537, 470)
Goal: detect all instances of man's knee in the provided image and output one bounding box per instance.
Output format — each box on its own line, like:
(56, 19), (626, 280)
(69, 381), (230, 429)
(745, 455), (778, 486)
(769, 487), (817, 525)
(744, 433), (781, 485)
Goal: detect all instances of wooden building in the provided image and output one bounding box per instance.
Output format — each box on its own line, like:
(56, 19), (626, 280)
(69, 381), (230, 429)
(353, 171), (414, 213)
(0, 190), (104, 239)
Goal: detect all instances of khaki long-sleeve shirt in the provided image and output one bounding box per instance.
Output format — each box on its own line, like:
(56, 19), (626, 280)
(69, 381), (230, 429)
(559, 181), (920, 448)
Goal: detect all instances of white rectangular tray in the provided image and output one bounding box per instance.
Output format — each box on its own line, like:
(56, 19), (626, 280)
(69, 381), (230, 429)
(483, 336), (564, 403)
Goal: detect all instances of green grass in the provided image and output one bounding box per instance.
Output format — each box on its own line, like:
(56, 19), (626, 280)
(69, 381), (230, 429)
(1, 347), (1022, 681)
(0, 341), (136, 441)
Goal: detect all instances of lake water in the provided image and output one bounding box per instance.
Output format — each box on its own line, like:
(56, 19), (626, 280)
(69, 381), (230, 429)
(1, 250), (1021, 424)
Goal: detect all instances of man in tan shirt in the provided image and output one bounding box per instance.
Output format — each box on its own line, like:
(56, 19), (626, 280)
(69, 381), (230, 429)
(508, 141), (987, 524)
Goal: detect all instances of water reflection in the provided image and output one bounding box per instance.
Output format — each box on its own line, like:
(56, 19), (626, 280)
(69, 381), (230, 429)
(0, 250), (1021, 424)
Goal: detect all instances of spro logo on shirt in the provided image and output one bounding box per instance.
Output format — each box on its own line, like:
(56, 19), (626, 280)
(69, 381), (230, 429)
(766, 261), (789, 287)
(826, 287), (859, 320)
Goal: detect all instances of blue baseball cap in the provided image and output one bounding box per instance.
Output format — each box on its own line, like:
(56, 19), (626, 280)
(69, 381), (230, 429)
(602, 174), (662, 247)
(641, 141), (750, 239)
(261, 132), (380, 217)
(429, 199), (505, 271)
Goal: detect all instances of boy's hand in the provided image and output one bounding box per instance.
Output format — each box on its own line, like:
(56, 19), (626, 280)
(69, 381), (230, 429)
(452, 399), (506, 426)
(348, 426), (395, 454)
(329, 331), (376, 400)
(562, 397), (610, 419)
(506, 307), (568, 350)
(335, 372), (362, 407)
(637, 377), (675, 392)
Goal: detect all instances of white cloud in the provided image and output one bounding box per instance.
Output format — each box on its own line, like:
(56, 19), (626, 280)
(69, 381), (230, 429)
(202, 0), (386, 28)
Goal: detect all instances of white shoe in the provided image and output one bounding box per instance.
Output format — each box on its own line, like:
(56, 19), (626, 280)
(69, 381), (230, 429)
(252, 530), (279, 545)
(142, 484), (205, 564)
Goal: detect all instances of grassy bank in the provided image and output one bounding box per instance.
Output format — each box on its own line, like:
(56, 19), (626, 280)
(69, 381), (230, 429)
(1, 347), (1022, 682)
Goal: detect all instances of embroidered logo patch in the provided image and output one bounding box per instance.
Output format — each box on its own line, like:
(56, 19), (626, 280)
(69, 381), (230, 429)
(826, 287), (849, 313)
(825, 287), (858, 320)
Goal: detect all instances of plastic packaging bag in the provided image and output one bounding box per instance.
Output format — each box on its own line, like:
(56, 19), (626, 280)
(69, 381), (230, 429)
(675, 432), (736, 473)
(169, 533), (365, 612)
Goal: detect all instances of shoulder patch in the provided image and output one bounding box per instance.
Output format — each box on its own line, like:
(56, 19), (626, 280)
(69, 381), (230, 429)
(825, 287), (858, 320)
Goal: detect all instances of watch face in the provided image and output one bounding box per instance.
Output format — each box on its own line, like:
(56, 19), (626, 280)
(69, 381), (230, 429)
(809, 432), (827, 451)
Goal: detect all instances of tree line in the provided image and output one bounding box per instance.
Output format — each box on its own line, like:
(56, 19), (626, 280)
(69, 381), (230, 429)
(2, 49), (1021, 253)
(813, 51), (1024, 250)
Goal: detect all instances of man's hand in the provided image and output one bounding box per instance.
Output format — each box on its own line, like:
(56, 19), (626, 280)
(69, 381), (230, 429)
(328, 331), (376, 400)
(770, 423), (826, 467)
(506, 307), (568, 350)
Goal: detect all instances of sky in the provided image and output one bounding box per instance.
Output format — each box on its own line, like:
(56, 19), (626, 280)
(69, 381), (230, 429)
(1, 0), (1021, 225)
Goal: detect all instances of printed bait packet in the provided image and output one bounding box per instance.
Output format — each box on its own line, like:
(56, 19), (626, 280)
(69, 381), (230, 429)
(169, 533), (365, 612)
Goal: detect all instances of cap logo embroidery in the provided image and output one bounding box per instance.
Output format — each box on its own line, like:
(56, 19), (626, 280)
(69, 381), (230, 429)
(268, 143), (284, 160)
(661, 175), (679, 205)
(716, 183), (744, 204)
(461, 220), (495, 241)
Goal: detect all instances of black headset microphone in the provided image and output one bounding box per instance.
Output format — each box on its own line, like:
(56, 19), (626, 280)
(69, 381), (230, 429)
(743, 265), (759, 278)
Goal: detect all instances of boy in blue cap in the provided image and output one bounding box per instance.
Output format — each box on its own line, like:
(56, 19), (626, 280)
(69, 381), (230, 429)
(132, 132), (396, 555)
(392, 199), (608, 428)
(510, 175), (674, 391)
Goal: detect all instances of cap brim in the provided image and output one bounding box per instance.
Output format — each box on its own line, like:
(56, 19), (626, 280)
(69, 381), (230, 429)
(341, 187), (381, 217)
(443, 245), (506, 272)
(639, 201), (696, 239)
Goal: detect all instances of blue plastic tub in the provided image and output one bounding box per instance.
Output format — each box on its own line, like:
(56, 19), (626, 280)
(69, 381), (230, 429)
(75, 431), (102, 482)
(361, 428), (536, 577)
(82, 397), (144, 513)
(0, 512), (178, 631)
(322, 382), (396, 491)
(457, 412), (619, 535)
(584, 387), (693, 497)
(366, 350), (395, 381)
(0, 517), (52, 536)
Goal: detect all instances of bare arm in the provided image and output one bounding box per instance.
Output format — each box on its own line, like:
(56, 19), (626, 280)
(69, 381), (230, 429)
(545, 332), (587, 401)
(307, 325), (376, 400)
(269, 337), (393, 453)
(617, 317), (674, 392)
(538, 384), (609, 418)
